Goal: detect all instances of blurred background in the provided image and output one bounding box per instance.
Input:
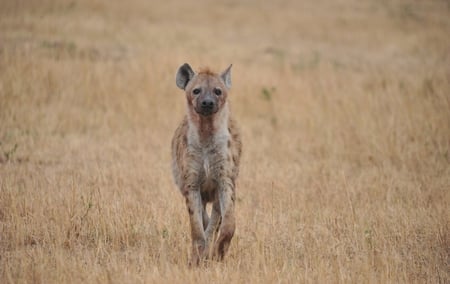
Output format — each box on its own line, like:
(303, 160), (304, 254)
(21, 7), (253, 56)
(1, 0), (449, 283)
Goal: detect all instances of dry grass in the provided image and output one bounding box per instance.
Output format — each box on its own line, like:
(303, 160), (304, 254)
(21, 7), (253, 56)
(1, 0), (449, 283)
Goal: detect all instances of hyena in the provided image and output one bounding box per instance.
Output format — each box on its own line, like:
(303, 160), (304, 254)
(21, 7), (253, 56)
(171, 63), (242, 265)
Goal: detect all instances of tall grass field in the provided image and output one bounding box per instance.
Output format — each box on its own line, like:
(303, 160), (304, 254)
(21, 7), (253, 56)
(1, 0), (449, 283)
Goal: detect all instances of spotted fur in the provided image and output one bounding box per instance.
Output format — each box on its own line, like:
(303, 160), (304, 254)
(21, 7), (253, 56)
(171, 63), (242, 265)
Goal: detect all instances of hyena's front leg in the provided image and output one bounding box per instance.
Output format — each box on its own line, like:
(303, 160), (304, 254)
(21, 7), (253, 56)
(214, 179), (235, 259)
(184, 188), (206, 265)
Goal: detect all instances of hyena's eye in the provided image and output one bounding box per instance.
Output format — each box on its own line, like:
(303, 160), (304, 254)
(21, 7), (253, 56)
(193, 88), (201, 95)
(214, 88), (222, 96)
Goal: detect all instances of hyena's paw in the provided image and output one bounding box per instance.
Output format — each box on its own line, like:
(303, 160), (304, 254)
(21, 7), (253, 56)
(188, 242), (207, 267)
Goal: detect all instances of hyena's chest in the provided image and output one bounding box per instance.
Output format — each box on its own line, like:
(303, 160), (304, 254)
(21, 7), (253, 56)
(192, 142), (229, 193)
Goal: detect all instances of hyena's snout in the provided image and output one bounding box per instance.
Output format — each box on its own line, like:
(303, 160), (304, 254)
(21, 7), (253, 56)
(198, 95), (217, 116)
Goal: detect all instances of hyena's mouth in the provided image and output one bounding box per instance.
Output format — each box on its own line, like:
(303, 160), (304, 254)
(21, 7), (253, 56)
(195, 107), (217, 116)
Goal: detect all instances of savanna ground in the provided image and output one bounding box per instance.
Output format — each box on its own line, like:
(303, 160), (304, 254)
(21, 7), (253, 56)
(1, 0), (449, 283)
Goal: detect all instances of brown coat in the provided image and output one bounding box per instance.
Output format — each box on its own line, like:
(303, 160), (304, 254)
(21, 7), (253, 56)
(171, 63), (242, 264)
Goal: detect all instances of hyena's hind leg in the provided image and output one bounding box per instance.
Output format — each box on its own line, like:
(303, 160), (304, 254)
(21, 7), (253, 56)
(205, 201), (221, 257)
(202, 201), (209, 230)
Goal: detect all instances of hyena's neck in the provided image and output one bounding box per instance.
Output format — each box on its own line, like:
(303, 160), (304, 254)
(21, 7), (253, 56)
(187, 104), (230, 146)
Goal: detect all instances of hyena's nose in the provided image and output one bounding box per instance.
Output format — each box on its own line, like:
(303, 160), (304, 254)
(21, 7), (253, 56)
(201, 99), (215, 110)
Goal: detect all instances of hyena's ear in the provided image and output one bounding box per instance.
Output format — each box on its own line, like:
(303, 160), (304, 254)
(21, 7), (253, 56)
(220, 64), (232, 89)
(176, 63), (195, 90)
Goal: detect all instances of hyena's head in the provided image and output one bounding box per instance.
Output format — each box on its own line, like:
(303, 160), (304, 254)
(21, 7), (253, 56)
(176, 63), (232, 116)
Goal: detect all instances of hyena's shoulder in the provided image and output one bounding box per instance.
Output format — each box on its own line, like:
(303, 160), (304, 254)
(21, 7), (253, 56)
(171, 116), (189, 188)
(172, 116), (188, 148)
(228, 117), (242, 177)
